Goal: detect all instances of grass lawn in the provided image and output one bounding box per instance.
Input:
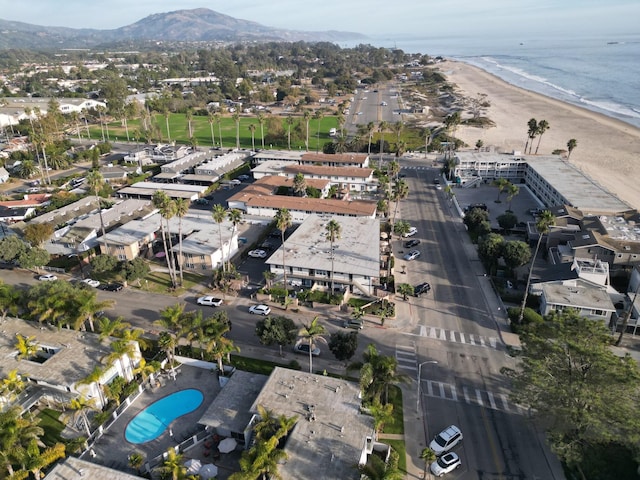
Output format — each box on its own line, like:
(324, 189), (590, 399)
(383, 385), (404, 435)
(229, 354), (287, 375)
(37, 409), (65, 446)
(135, 270), (208, 296)
(384, 439), (408, 473)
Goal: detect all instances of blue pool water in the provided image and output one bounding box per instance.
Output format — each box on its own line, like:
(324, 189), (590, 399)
(125, 389), (204, 444)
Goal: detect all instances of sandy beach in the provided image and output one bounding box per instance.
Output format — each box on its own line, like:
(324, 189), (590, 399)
(438, 60), (640, 211)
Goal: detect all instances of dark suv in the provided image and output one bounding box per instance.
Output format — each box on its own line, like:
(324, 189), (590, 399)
(405, 239), (420, 248)
(414, 282), (431, 296)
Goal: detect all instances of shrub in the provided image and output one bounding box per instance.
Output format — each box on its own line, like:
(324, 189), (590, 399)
(288, 360), (301, 370)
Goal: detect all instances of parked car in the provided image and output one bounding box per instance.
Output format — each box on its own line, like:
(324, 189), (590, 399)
(403, 250), (421, 261)
(414, 282), (431, 296)
(194, 198), (210, 205)
(405, 239), (421, 248)
(197, 296), (224, 307)
(81, 278), (100, 288)
(430, 452), (461, 477)
(238, 174), (251, 181)
(403, 226), (418, 237)
(343, 318), (364, 330)
(249, 304), (271, 315)
(429, 425), (463, 455)
(294, 343), (320, 356)
(38, 274), (58, 281)
(229, 179), (242, 185)
(248, 249), (267, 259)
(101, 283), (124, 292)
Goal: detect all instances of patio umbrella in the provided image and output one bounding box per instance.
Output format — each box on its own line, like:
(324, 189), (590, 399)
(184, 459), (202, 475)
(218, 437), (237, 453)
(198, 463), (218, 479)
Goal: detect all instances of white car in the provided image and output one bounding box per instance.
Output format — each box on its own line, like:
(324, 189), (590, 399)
(430, 452), (461, 477)
(249, 304), (271, 315)
(403, 250), (421, 261)
(248, 249), (267, 259)
(403, 226), (418, 237)
(38, 274), (58, 281)
(429, 425), (463, 455)
(197, 296), (224, 307)
(81, 278), (100, 288)
(229, 179), (242, 185)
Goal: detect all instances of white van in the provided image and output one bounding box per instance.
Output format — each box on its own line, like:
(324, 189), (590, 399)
(329, 128), (337, 137)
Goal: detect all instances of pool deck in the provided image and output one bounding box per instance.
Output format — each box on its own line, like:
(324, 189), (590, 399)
(89, 365), (242, 478)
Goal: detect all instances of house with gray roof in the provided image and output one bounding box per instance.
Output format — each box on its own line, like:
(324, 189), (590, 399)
(538, 278), (616, 323)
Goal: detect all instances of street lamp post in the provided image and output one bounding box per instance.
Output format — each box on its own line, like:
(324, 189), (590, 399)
(417, 360), (438, 411)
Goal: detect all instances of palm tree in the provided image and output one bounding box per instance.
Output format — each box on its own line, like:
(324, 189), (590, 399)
(1, 369), (25, 399)
(292, 173), (306, 197)
(297, 317), (327, 373)
(248, 123), (257, 151)
(70, 288), (114, 332)
(360, 453), (404, 480)
(212, 204), (228, 273)
(227, 208), (243, 270)
(15, 334), (38, 361)
(158, 331), (177, 367)
(214, 112), (223, 148)
(67, 395), (98, 436)
(378, 121), (388, 168)
(506, 183), (520, 211)
(567, 138), (578, 159)
(155, 302), (187, 334)
(207, 111), (215, 147)
(97, 316), (130, 342)
(391, 179), (409, 232)
(14, 440), (65, 480)
(392, 121), (403, 148)
(285, 115), (294, 150)
(325, 219), (342, 293)
(422, 127), (432, 157)
(86, 170), (111, 256)
(174, 198), (189, 286)
(152, 191), (178, 288)
(157, 448), (186, 480)
(534, 119), (550, 154)
(274, 208), (292, 289)
(525, 118), (538, 154)
(257, 111), (266, 149)
(365, 121), (375, 156)
(518, 210), (555, 323)
(359, 344), (409, 405)
(314, 109), (324, 153)
(302, 109), (311, 151)
(185, 107), (193, 139)
(232, 110), (241, 150)
(493, 178), (510, 203)
(420, 448), (437, 478)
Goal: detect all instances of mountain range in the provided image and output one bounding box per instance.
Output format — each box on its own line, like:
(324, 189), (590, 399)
(0, 8), (366, 50)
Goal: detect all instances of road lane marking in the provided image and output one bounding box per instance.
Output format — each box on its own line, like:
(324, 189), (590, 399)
(405, 325), (500, 350)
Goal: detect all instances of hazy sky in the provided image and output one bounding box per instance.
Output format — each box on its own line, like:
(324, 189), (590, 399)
(0, 0), (638, 39)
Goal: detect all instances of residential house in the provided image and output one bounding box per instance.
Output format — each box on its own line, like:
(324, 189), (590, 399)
(245, 195), (377, 223)
(44, 457), (144, 480)
(537, 278), (616, 324)
(299, 152), (370, 168)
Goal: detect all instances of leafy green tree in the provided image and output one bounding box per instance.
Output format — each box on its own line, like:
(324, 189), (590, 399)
(0, 281), (19, 320)
(90, 254), (119, 274)
(497, 212), (518, 231)
(502, 240), (532, 272)
(328, 331), (358, 363)
(23, 223), (54, 247)
(463, 207), (490, 239)
(255, 316), (297, 357)
(360, 447), (404, 480)
(120, 257), (150, 284)
(17, 247), (50, 271)
(0, 236), (28, 262)
(297, 316), (327, 373)
(502, 310), (640, 476)
(396, 283), (414, 300)
(478, 233), (504, 274)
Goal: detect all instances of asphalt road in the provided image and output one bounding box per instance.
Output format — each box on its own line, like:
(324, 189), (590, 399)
(385, 158), (562, 480)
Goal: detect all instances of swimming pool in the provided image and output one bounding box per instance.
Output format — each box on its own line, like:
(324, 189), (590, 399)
(125, 389), (204, 444)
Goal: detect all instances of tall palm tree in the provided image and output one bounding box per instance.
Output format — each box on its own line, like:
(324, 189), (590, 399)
(391, 179), (409, 232)
(158, 331), (177, 367)
(567, 138), (578, 159)
(422, 127), (432, 157)
(86, 170), (111, 255)
(15, 334), (38, 361)
(297, 316), (327, 373)
(14, 440), (65, 480)
(392, 121), (403, 147)
(314, 109), (324, 153)
(248, 123), (257, 151)
(493, 177), (510, 203)
(211, 203), (228, 273)
(285, 115), (294, 150)
(174, 198), (189, 286)
(207, 111), (216, 147)
(233, 110), (241, 150)
(506, 183), (520, 211)
(70, 288), (114, 332)
(325, 219), (342, 293)
(534, 119), (550, 154)
(157, 448), (186, 480)
(214, 112), (223, 148)
(274, 208), (292, 289)
(1, 369), (25, 399)
(152, 191), (178, 287)
(366, 121), (375, 156)
(257, 111), (266, 150)
(518, 210), (555, 324)
(359, 344), (409, 404)
(227, 208), (243, 270)
(68, 395), (98, 436)
(185, 107), (193, 139)
(97, 316), (130, 342)
(525, 118), (538, 154)
(77, 365), (107, 407)
(303, 109), (311, 151)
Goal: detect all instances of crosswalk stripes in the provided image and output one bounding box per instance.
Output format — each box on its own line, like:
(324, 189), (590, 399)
(409, 325), (499, 349)
(395, 343), (418, 372)
(422, 380), (526, 415)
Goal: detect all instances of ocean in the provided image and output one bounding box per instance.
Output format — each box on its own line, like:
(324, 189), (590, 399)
(359, 34), (640, 129)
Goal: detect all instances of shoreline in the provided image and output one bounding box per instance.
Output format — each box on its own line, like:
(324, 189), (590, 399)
(437, 60), (640, 211)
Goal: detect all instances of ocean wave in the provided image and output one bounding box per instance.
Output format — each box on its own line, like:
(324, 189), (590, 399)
(579, 97), (640, 120)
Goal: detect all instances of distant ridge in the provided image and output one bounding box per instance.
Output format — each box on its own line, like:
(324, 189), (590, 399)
(0, 8), (366, 50)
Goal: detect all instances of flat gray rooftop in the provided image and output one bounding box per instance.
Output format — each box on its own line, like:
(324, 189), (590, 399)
(44, 457), (143, 480)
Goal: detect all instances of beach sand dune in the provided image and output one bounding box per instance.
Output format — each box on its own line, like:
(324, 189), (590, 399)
(439, 60), (640, 210)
